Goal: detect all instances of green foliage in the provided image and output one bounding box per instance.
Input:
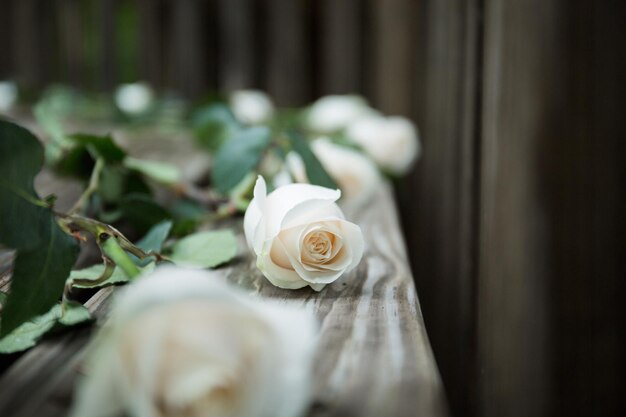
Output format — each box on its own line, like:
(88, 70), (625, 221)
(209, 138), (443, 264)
(170, 199), (207, 236)
(169, 229), (238, 268)
(0, 121), (50, 249)
(0, 120), (80, 337)
(124, 157), (182, 186)
(2, 219), (80, 336)
(68, 133), (126, 163)
(288, 131), (338, 189)
(213, 127), (272, 194)
(192, 103), (241, 151)
(118, 193), (172, 234)
(0, 301), (91, 354)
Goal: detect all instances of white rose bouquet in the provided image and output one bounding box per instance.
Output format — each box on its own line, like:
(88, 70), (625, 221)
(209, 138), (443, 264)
(71, 266), (317, 417)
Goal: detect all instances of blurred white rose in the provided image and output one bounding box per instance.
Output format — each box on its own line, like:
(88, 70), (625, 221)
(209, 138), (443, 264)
(306, 95), (377, 133)
(71, 266), (317, 417)
(346, 115), (421, 175)
(230, 90), (274, 125)
(286, 138), (382, 212)
(0, 81), (18, 112)
(244, 176), (364, 291)
(115, 82), (154, 115)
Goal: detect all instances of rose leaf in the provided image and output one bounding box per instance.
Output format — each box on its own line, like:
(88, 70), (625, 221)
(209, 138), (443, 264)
(0, 301), (91, 354)
(169, 229), (237, 268)
(0, 120), (80, 336)
(212, 126), (272, 194)
(288, 131), (338, 189)
(192, 103), (241, 151)
(124, 157), (182, 186)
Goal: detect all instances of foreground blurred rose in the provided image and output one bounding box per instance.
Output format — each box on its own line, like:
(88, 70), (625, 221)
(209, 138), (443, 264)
(115, 82), (154, 115)
(306, 95), (376, 133)
(0, 81), (17, 112)
(244, 176), (364, 291)
(346, 115), (421, 175)
(230, 90), (274, 125)
(286, 138), (382, 212)
(71, 266), (317, 417)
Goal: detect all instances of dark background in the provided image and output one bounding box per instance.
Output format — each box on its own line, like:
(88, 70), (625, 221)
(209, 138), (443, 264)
(1, 1), (624, 416)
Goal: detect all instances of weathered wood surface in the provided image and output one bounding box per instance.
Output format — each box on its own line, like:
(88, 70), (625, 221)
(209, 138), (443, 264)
(0, 129), (447, 417)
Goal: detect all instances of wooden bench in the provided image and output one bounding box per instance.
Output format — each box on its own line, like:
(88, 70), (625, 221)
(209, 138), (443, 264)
(0, 127), (448, 417)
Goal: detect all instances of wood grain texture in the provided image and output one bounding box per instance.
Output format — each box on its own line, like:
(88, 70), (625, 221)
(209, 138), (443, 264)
(396, 1), (482, 415)
(478, 1), (625, 416)
(0, 133), (447, 417)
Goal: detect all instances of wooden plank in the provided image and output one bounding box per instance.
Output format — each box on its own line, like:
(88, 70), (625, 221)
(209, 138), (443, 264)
(477, 0), (625, 415)
(265, 0), (311, 105)
(13, 0), (41, 89)
(97, 0), (118, 90)
(318, 0), (363, 94)
(478, 1), (557, 414)
(58, 0), (84, 87)
(396, 1), (482, 415)
(138, 0), (164, 88)
(370, 0), (417, 116)
(216, 0), (256, 91)
(0, 130), (447, 417)
(166, 0), (211, 98)
(0, 1), (14, 78)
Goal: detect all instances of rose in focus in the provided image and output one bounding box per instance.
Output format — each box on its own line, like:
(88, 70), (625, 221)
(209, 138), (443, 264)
(244, 176), (364, 291)
(70, 266), (317, 417)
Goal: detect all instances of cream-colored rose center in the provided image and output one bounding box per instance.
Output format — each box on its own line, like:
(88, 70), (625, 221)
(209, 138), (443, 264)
(301, 230), (338, 265)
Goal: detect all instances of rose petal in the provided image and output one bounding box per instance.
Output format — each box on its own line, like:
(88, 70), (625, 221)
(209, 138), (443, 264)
(243, 176), (267, 254)
(258, 240), (308, 290)
(337, 220), (365, 271)
(264, 182), (341, 239)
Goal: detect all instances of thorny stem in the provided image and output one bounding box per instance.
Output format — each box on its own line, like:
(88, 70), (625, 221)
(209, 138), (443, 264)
(57, 212), (167, 298)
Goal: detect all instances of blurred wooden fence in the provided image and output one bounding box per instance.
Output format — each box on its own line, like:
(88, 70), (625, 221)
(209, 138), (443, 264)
(0, 1), (624, 417)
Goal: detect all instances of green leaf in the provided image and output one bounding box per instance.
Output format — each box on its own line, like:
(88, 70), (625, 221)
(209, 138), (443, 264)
(288, 131), (338, 189)
(70, 262), (156, 289)
(0, 120), (49, 249)
(130, 220), (172, 266)
(170, 229), (237, 268)
(1, 218), (80, 336)
(136, 220), (173, 253)
(213, 127), (271, 194)
(58, 301), (92, 326)
(0, 120), (80, 336)
(0, 301), (91, 354)
(119, 194), (171, 234)
(67, 133), (126, 163)
(170, 200), (207, 236)
(191, 103), (240, 151)
(98, 166), (152, 204)
(0, 291), (7, 306)
(124, 157), (182, 185)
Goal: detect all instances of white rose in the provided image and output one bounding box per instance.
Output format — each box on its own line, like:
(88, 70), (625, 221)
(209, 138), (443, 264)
(71, 266), (317, 417)
(229, 90), (274, 125)
(286, 138), (382, 212)
(346, 115), (421, 175)
(306, 95), (377, 133)
(0, 80), (18, 112)
(244, 176), (364, 291)
(115, 82), (154, 115)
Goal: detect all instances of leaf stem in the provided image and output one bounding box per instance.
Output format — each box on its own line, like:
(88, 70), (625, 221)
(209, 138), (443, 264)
(69, 158), (105, 215)
(100, 237), (140, 279)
